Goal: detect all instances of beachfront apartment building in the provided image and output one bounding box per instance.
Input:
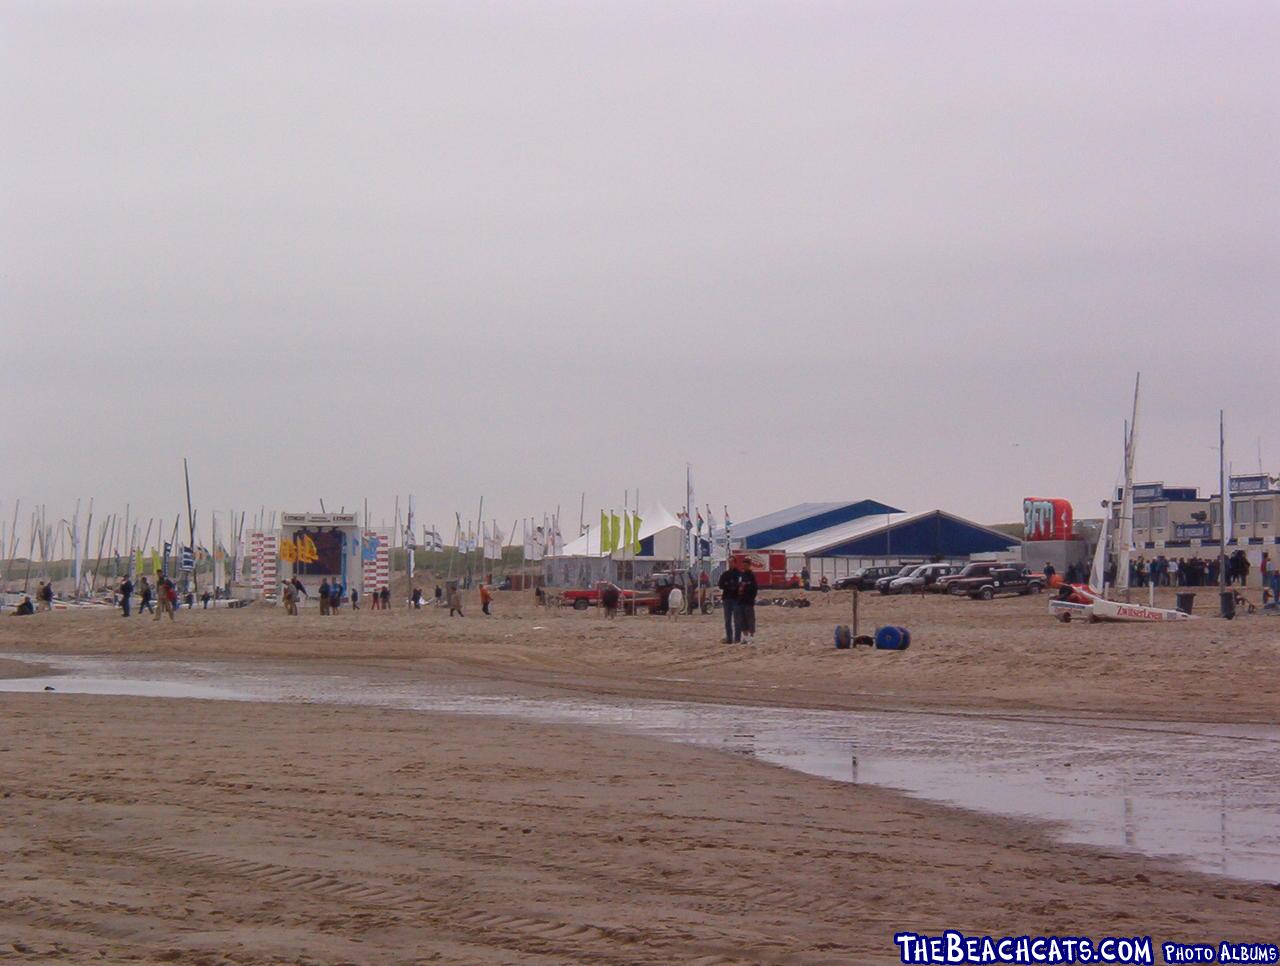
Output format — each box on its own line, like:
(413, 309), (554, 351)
(1112, 476), (1279, 583)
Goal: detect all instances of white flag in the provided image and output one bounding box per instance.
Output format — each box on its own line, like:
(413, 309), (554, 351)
(484, 523), (504, 560)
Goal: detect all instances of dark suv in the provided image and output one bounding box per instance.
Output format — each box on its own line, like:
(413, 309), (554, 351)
(939, 561), (1020, 595)
(960, 567), (1044, 600)
(834, 566), (902, 591)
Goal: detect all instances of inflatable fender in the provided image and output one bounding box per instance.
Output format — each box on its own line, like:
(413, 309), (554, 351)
(874, 625), (911, 650)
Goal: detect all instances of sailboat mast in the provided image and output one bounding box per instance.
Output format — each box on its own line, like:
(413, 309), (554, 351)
(1219, 410), (1228, 604)
(1114, 375), (1140, 600)
(184, 458), (198, 595)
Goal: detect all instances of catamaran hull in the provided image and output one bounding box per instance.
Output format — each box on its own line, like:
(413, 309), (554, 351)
(1086, 596), (1197, 622)
(1051, 593), (1196, 623)
(1049, 599), (1095, 622)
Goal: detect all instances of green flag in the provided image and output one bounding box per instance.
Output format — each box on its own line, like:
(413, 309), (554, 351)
(623, 512), (633, 551)
(600, 510), (610, 553)
(632, 511), (642, 554)
(610, 512), (621, 554)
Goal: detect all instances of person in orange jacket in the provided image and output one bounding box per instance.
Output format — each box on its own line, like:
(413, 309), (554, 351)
(480, 583), (493, 616)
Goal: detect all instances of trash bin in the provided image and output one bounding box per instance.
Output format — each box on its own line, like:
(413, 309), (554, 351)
(1175, 592), (1196, 615)
(1219, 591), (1235, 620)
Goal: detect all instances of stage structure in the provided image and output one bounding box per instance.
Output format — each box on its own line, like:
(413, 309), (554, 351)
(245, 512), (390, 601)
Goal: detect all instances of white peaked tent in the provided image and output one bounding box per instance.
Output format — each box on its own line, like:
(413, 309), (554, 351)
(553, 505), (684, 559)
(545, 505), (686, 587)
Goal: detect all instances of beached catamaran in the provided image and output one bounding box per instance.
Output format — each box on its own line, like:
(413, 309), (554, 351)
(1050, 375), (1196, 623)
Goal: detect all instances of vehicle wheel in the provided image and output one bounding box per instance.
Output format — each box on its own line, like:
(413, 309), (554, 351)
(573, 599), (588, 611)
(1031, 583), (1043, 594)
(979, 588), (994, 601)
(1058, 611), (1071, 623)
(1019, 589), (1030, 596)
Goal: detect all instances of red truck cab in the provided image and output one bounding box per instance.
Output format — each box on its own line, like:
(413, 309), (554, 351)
(729, 550), (792, 589)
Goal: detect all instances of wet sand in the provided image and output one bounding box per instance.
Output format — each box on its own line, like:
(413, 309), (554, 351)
(1, 591), (1277, 963)
(2, 693), (1276, 966)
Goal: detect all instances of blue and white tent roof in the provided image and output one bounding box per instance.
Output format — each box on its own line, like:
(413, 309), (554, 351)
(730, 500), (903, 549)
(765, 509), (1021, 558)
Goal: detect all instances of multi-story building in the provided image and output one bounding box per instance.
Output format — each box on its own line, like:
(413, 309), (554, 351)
(1110, 476), (1279, 584)
(1213, 473), (1280, 546)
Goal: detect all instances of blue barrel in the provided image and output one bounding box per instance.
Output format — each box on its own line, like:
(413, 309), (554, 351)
(875, 625), (911, 650)
(834, 625), (852, 649)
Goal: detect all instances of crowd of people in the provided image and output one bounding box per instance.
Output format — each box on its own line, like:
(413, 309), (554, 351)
(1062, 549), (1260, 588)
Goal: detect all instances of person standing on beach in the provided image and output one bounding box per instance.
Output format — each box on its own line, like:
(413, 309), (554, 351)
(138, 576), (154, 615)
(155, 574), (176, 621)
(600, 583), (620, 619)
(447, 584), (463, 617)
(350, 587), (359, 610)
(37, 581), (53, 612)
(118, 576), (133, 617)
(480, 584), (493, 615)
(380, 586), (390, 609)
(738, 559), (759, 644)
(718, 561), (743, 643)
(318, 578), (331, 615)
(281, 580), (297, 615)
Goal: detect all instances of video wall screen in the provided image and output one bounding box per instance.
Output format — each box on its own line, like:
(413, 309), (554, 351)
(283, 528), (346, 576)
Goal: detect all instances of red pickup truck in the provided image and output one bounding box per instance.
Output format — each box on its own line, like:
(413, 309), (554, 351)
(561, 582), (662, 613)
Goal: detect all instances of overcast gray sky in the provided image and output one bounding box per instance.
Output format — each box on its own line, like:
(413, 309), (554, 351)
(3, 0), (1277, 540)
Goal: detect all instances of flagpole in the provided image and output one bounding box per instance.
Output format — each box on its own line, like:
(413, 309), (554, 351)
(504, 519), (517, 583)
(448, 512), (460, 581)
(474, 496), (484, 588)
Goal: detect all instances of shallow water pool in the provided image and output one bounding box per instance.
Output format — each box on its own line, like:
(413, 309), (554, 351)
(2, 652), (1277, 884)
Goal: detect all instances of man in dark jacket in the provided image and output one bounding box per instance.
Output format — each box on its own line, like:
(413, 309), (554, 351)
(718, 562), (743, 643)
(119, 577), (134, 617)
(738, 559), (759, 644)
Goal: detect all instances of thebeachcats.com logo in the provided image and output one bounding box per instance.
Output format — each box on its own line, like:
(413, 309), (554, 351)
(892, 931), (1279, 964)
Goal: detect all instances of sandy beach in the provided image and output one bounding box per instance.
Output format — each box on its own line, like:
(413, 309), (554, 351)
(3, 588), (1277, 722)
(1, 591), (1277, 964)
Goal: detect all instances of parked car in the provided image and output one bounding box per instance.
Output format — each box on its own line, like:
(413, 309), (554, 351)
(875, 564), (926, 594)
(888, 563), (961, 594)
(963, 567), (1045, 600)
(938, 561), (1022, 595)
(833, 566), (900, 591)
